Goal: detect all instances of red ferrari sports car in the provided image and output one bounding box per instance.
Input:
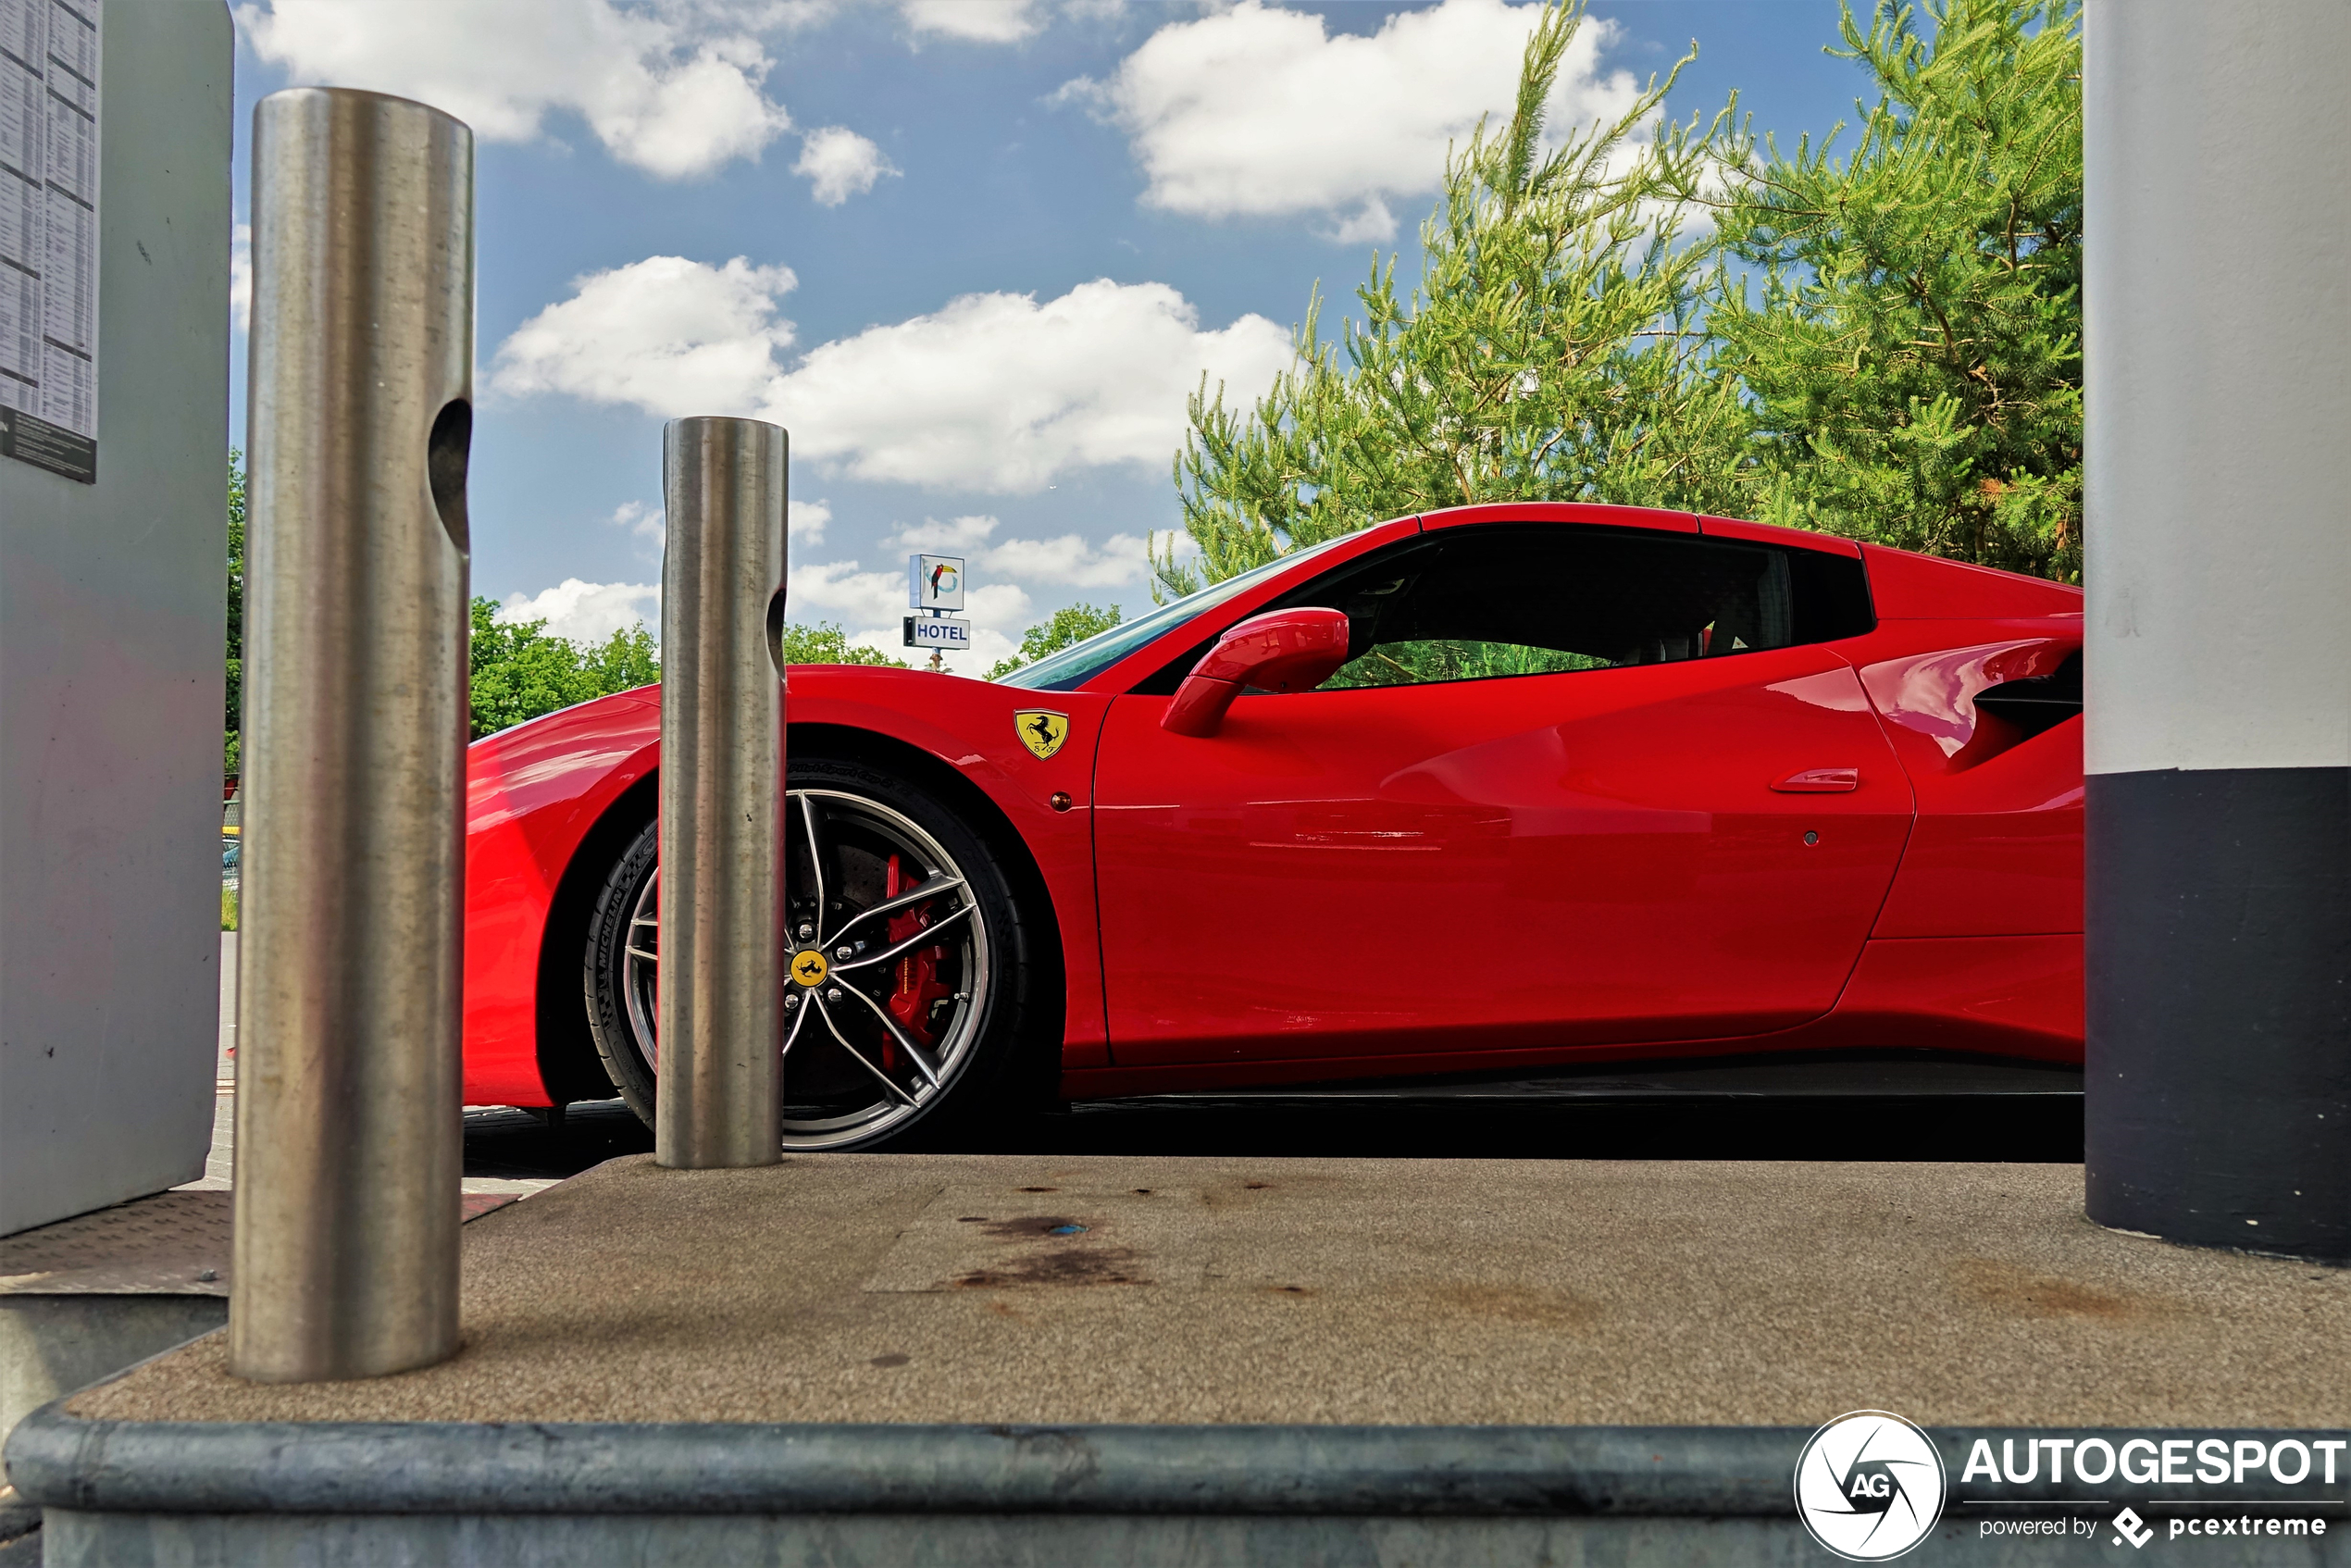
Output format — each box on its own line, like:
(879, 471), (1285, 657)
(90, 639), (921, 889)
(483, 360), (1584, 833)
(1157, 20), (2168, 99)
(463, 502), (2084, 1150)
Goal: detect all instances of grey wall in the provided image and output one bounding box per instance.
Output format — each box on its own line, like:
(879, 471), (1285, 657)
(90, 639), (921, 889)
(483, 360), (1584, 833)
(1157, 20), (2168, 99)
(0, 4), (234, 1236)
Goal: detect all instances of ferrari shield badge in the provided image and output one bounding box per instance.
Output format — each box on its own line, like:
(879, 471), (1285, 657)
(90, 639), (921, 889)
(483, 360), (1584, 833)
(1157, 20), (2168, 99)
(1014, 710), (1070, 760)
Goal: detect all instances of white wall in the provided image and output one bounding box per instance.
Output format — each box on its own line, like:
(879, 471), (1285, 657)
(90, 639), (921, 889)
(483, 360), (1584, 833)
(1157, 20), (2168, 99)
(2084, 0), (2351, 777)
(0, 5), (233, 1235)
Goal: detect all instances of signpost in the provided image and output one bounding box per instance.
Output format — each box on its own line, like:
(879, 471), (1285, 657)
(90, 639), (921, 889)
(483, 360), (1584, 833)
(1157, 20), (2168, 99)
(904, 553), (968, 669)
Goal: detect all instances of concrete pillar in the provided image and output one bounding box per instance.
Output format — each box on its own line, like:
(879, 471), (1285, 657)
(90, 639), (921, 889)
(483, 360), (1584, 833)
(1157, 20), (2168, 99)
(2084, 0), (2351, 1260)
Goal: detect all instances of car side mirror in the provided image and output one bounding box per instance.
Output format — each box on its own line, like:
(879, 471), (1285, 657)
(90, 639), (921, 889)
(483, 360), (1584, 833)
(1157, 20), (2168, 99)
(1162, 607), (1350, 738)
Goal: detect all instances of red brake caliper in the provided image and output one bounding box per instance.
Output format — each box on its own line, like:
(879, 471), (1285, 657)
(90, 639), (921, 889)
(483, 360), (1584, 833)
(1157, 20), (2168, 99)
(882, 854), (951, 1071)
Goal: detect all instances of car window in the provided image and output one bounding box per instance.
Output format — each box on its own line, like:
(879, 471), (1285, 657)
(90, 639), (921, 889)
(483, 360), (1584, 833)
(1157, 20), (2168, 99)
(1262, 525), (1863, 691)
(996, 535), (1355, 692)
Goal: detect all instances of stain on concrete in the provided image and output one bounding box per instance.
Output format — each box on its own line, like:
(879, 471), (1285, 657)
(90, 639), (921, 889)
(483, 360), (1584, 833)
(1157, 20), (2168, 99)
(1952, 1258), (2174, 1321)
(1425, 1283), (1599, 1329)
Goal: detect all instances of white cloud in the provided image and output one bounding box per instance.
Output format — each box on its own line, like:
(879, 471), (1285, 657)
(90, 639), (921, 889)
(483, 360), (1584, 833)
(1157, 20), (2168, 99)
(757, 279), (1292, 491)
(494, 263), (1290, 493)
(488, 255), (797, 415)
(1059, 0), (1640, 238)
(885, 514), (1149, 591)
(230, 222), (251, 334)
(899, 0), (1041, 43)
(790, 498), (832, 545)
(612, 499), (664, 546)
(497, 579), (661, 644)
(235, 0), (793, 179)
(793, 126), (899, 205)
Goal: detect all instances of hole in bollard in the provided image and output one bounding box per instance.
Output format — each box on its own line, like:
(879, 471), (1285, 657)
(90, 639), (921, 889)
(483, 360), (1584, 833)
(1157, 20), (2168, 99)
(428, 398), (471, 554)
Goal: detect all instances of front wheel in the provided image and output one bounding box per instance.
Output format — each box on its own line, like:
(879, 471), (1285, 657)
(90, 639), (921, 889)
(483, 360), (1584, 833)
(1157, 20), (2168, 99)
(582, 753), (1040, 1151)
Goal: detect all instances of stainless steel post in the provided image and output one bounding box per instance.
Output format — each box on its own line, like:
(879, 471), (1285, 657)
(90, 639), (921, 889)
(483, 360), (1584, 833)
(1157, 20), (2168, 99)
(656, 417), (788, 1168)
(230, 89), (473, 1381)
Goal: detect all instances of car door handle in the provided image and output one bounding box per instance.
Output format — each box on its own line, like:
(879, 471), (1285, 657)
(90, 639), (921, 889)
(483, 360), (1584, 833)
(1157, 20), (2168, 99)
(1772, 766), (1860, 792)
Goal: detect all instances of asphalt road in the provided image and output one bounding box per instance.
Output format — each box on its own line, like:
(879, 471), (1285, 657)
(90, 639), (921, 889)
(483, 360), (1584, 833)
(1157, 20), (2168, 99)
(460, 1091), (2084, 1183)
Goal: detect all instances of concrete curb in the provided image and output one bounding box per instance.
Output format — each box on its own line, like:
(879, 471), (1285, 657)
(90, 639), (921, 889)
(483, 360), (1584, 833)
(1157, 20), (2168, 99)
(12, 1405), (2349, 1517)
(6, 1409), (1805, 1515)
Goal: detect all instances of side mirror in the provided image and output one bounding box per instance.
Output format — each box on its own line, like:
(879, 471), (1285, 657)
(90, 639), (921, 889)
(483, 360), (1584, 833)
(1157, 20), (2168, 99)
(1162, 607), (1350, 737)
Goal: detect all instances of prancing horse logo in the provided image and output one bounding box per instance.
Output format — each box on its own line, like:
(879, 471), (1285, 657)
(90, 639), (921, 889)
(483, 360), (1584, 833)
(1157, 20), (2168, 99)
(1015, 710), (1070, 760)
(791, 950), (829, 988)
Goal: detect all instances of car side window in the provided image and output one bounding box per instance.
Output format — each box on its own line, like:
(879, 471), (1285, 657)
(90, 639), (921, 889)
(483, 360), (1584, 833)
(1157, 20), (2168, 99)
(1264, 525), (1864, 691)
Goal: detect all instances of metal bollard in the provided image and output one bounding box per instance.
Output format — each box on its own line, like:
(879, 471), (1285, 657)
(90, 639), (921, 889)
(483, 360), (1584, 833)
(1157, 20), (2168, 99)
(230, 90), (473, 1382)
(655, 417), (789, 1168)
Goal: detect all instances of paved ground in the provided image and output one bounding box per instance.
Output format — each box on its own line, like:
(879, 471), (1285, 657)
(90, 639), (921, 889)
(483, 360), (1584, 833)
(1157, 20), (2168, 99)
(74, 1151), (2349, 1430)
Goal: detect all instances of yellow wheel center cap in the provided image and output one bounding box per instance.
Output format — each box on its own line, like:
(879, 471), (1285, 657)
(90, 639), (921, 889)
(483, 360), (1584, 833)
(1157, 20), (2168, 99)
(790, 949), (830, 988)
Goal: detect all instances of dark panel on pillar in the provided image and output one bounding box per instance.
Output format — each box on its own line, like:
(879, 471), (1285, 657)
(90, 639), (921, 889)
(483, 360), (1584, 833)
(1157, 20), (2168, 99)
(2085, 766), (2351, 1262)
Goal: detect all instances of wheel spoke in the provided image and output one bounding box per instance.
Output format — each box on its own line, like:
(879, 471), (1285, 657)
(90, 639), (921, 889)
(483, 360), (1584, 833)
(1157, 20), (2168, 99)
(797, 791), (833, 940)
(626, 945), (658, 963)
(779, 994), (813, 1062)
(835, 982), (944, 1089)
(809, 994), (920, 1107)
(833, 902), (973, 973)
(826, 875), (966, 948)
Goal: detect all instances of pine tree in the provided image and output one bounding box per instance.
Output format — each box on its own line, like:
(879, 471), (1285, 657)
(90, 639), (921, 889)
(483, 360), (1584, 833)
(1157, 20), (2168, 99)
(1707, 0), (2082, 579)
(1160, 0), (1745, 596)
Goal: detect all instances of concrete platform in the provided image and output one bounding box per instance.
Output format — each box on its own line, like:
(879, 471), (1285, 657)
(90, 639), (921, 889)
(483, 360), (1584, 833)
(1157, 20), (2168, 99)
(7, 1154), (2347, 1564)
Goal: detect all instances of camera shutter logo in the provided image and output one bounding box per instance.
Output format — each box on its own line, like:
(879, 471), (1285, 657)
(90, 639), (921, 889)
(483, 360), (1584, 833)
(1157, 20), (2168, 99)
(1794, 1411), (1947, 1561)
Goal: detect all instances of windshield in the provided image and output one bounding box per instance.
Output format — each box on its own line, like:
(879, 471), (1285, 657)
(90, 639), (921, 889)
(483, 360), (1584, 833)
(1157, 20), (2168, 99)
(995, 536), (1355, 691)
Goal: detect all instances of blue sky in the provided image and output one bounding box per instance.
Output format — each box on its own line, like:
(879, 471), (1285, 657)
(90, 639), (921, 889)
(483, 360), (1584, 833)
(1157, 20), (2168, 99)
(228, 0), (1871, 674)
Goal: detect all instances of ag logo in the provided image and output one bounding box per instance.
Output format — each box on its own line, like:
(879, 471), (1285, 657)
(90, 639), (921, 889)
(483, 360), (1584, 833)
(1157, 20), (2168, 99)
(790, 950), (829, 988)
(1014, 710), (1069, 760)
(1794, 1411), (1946, 1562)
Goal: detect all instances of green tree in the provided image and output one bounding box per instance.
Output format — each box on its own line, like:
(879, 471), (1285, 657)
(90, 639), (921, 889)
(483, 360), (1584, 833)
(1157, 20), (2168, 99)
(777, 620), (910, 668)
(224, 452), (243, 774)
(1161, 0), (1744, 595)
(467, 599), (660, 739)
(1708, 0), (2082, 579)
(986, 603), (1123, 680)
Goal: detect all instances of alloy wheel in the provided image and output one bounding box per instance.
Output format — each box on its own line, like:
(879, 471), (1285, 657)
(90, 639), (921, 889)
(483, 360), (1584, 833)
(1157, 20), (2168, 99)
(619, 787), (990, 1149)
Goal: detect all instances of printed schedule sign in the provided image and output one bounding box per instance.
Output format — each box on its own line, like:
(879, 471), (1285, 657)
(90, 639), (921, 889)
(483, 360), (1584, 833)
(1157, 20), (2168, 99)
(0, 0), (98, 483)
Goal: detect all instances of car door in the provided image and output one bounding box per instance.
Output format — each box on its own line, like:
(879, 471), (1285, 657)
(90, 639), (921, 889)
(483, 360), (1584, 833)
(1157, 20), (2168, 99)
(1091, 521), (1913, 1069)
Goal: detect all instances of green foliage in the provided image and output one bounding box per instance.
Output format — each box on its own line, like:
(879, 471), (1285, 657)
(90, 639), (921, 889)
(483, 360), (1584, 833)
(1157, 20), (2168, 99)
(777, 621), (910, 668)
(220, 886), (238, 933)
(1162, 0), (1746, 599)
(1165, 0), (2084, 591)
(986, 603), (1124, 680)
(224, 452), (244, 772)
(468, 599), (661, 740)
(1325, 640), (1611, 689)
(1710, 0), (2082, 579)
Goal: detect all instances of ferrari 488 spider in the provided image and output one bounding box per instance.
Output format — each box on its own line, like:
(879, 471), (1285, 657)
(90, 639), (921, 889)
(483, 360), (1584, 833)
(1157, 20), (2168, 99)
(463, 503), (2084, 1149)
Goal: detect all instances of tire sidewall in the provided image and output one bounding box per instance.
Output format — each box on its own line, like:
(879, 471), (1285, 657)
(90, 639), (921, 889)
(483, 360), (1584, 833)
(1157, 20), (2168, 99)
(581, 751), (1041, 1151)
